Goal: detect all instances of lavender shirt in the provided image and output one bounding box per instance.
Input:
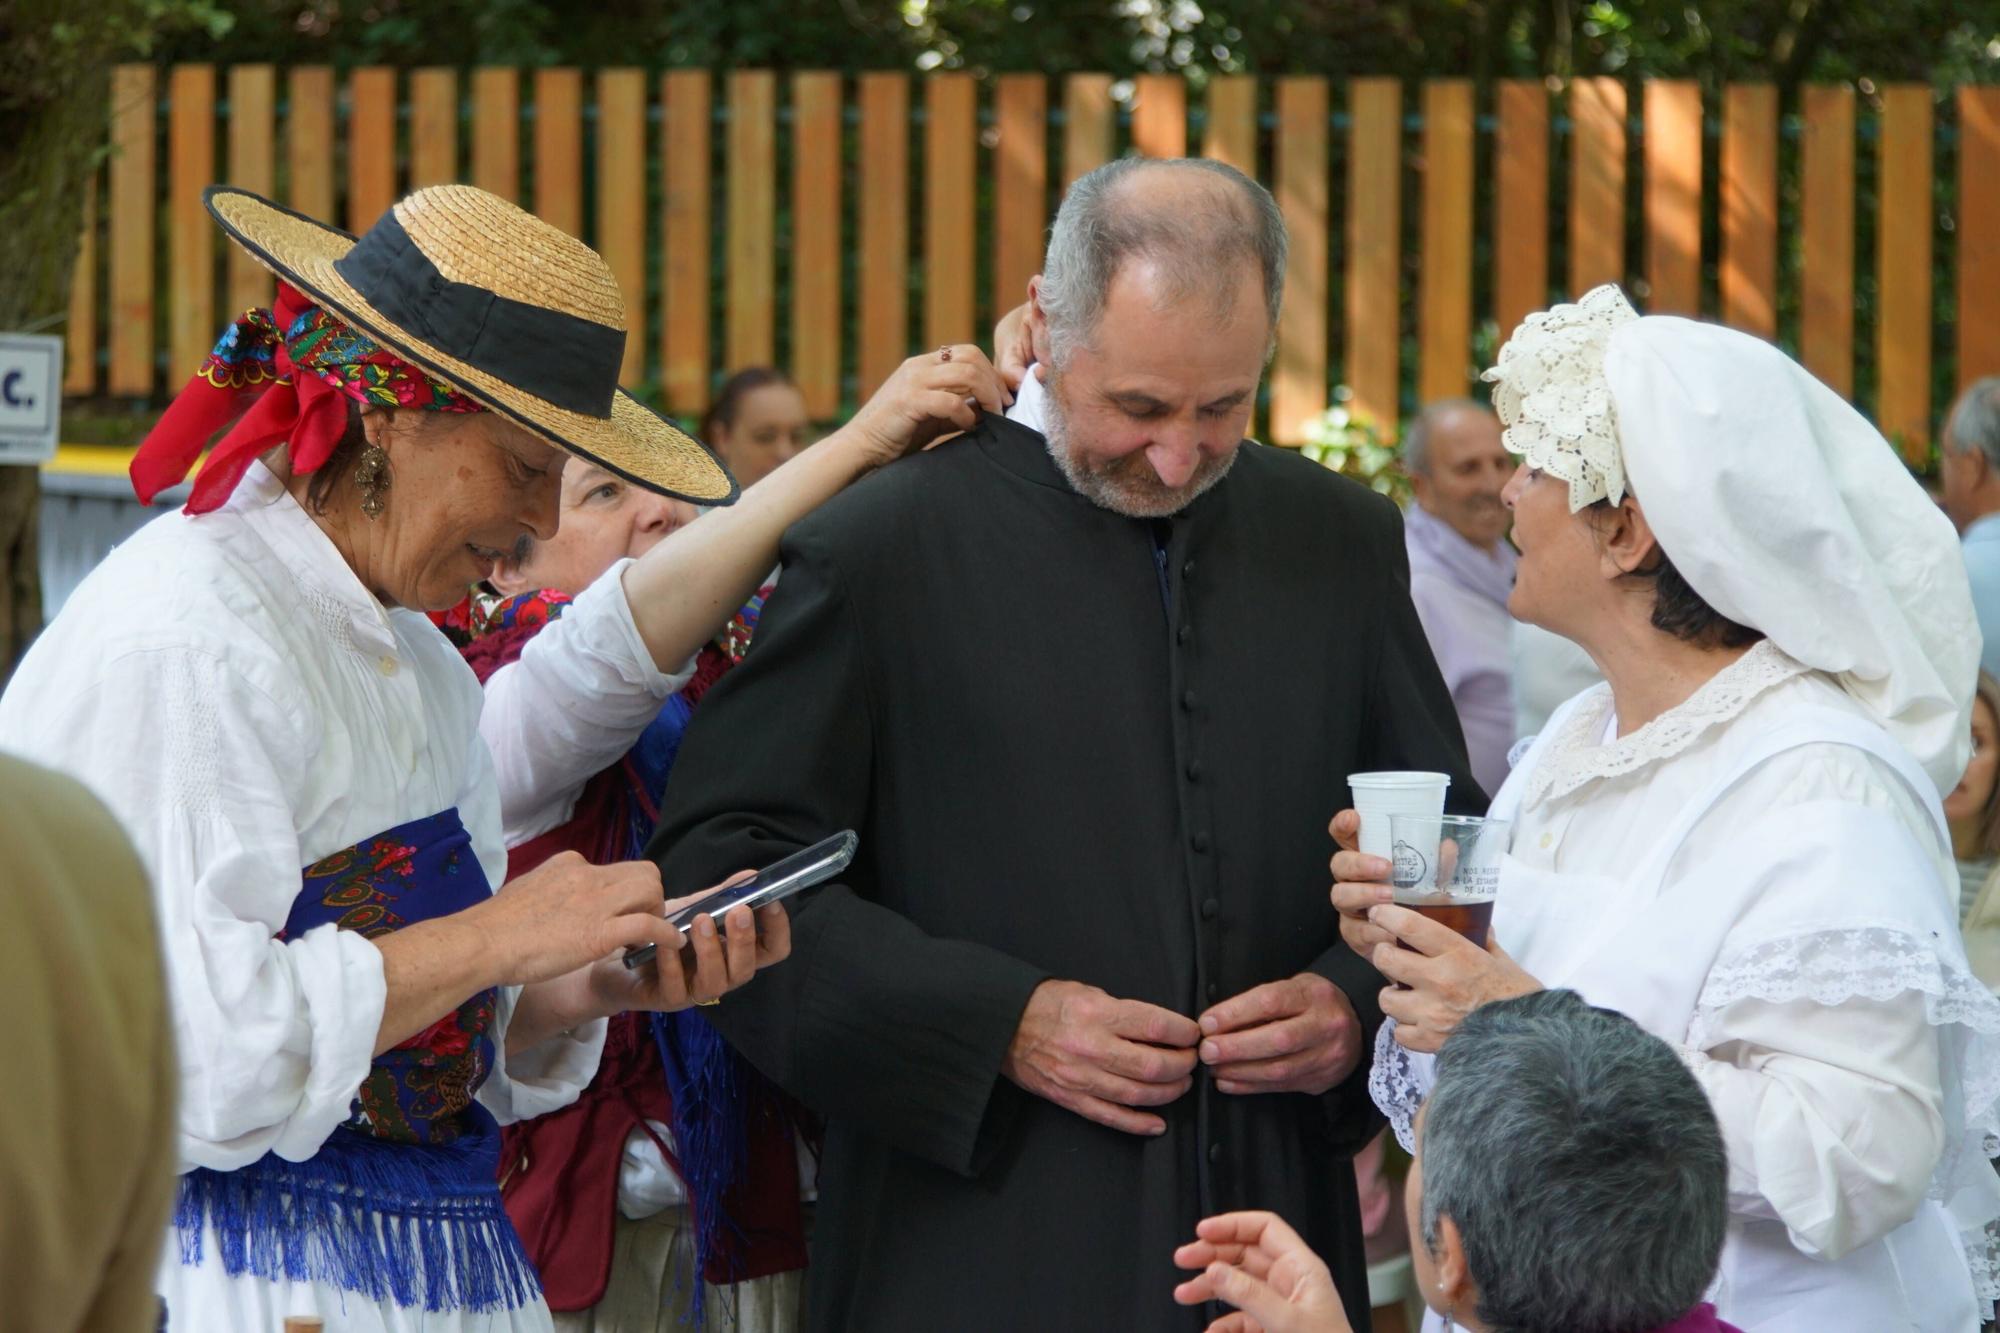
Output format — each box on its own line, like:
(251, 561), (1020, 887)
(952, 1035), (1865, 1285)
(1403, 504), (1518, 799)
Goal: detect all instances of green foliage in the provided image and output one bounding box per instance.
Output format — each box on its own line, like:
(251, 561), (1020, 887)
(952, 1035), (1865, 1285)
(1298, 400), (1413, 506)
(149, 0), (2000, 85)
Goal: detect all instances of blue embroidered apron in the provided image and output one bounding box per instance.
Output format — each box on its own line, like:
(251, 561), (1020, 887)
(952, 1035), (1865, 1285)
(174, 808), (540, 1313)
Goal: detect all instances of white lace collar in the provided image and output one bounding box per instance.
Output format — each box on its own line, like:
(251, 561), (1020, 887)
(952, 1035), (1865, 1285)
(1521, 639), (1811, 806)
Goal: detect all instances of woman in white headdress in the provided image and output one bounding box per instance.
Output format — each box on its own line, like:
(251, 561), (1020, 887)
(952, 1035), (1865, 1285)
(1331, 287), (2000, 1332)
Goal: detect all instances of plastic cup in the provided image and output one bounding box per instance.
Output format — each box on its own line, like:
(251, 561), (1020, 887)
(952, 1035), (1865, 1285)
(1347, 771), (1451, 862)
(1388, 813), (1509, 948)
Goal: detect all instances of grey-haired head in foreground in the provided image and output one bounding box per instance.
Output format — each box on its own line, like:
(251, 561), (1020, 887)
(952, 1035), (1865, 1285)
(1036, 156), (1287, 370)
(1421, 988), (1728, 1333)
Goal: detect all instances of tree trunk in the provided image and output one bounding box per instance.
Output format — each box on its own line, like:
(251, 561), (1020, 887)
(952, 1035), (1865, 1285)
(0, 1), (141, 678)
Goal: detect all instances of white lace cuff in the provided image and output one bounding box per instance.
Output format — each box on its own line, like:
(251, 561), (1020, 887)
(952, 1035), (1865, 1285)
(1368, 1019), (1430, 1154)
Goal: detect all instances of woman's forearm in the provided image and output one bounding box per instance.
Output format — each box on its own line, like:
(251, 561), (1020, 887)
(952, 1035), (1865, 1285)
(371, 912), (508, 1056)
(503, 970), (599, 1057)
(619, 430), (875, 672)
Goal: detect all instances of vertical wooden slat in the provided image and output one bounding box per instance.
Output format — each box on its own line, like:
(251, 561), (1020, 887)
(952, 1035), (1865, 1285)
(1419, 79), (1475, 404)
(1643, 80), (1701, 314)
(1878, 85), (1934, 459)
(1272, 77), (1328, 445)
(287, 66), (335, 221)
(107, 64), (155, 397)
(533, 68), (583, 237)
(792, 73), (843, 418)
(64, 175), (97, 395)
(1721, 83), (1779, 337)
(408, 67), (458, 189)
(992, 74), (1047, 318)
(1203, 76), (1258, 174)
(924, 74), (977, 350)
(1569, 77), (1627, 295)
(1132, 74), (1187, 159)
(661, 71), (710, 414)
(169, 65), (217, 384)
(471, 69), (519, 201)
(725, 70), (776, 373)
(858, 73), (910, 399)
(597, 69), (647, 384)
(225, 65), (275, 315)
(1959, 87), (2000, 389)
(1494, 79), (1549, 338)
(346, 67), (397, 232)
(1064, 75), (1115, 189)
(1799, 86), (1855, 397)
(1346, 78), (1402, 435)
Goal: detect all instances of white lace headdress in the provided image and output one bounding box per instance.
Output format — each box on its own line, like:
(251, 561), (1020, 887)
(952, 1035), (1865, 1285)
(1482, 284), (1637, 513)
(1484, 283), (1977, 794)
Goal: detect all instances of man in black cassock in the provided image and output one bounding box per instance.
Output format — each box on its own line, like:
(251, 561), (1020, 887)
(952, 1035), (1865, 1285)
(650, 158), (1479, 1331)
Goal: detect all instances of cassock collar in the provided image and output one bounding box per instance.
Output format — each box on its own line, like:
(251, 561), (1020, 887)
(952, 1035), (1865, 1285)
(974, 408), (1237, 526)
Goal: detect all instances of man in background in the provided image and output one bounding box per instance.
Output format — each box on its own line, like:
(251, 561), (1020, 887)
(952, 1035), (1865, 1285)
(1940, 376), (2000, 678)
(1402, 400), (1517, 795)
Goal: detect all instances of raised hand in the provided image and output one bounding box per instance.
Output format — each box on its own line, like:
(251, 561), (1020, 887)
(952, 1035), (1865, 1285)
(1172, 1211), (1351, 1333)
(842, 345), (1010, 466)
(1002, 979), (1200, 1135)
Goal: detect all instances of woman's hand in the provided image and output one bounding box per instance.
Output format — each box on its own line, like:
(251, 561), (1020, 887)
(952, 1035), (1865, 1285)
(1370, 906), (1541, 1053)
(839, 345), (1009, 469)
(992, 301), (1040, 394)
(1172, 1211), (1351, 1333)
(469, 851), (689, 986)
(1328, 809), (1397, 959)
(586, 890), (793, 1016)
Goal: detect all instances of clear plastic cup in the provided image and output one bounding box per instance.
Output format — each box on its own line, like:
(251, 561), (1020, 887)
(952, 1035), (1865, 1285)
(1388, 813), (1510, 947)
(1347, 770), (1451, 862)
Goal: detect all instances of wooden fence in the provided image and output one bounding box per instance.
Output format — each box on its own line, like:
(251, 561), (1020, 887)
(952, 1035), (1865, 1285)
(59, 66), (2000, 458)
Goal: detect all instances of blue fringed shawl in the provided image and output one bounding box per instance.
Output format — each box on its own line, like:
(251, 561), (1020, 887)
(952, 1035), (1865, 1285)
(174, 808), (540, 1314)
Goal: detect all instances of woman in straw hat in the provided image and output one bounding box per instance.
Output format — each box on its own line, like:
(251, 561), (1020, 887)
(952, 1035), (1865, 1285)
(1330, 287), (2000, 1331)
(0, 182), (1005, 1332)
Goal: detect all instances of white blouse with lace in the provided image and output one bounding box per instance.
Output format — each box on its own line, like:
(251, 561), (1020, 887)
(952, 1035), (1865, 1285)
(0, 460), (640, 1332)
(1373, 639), (2000, 1333)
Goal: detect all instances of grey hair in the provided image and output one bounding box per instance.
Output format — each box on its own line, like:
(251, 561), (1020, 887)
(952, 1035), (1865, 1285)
(1037, 157), (1287, 368)
(1947, 376), (2000, 469)
(1420, 990), (1727, 1333)
(1403, 398), (1492, 477)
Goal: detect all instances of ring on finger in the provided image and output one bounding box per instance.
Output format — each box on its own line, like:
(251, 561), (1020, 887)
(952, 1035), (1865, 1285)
(696, 996), (721, 1008)
(937, 344), (953, 363)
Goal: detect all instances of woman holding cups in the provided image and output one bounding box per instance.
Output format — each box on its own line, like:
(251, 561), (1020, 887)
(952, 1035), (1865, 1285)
(1333, 287), (2000, 1331)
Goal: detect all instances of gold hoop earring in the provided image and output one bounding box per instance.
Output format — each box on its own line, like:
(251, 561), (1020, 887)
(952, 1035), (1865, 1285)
(354, 443), (391, 520)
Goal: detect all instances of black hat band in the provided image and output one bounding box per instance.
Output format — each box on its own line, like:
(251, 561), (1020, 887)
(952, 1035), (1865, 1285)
(333, 210), (626, 418)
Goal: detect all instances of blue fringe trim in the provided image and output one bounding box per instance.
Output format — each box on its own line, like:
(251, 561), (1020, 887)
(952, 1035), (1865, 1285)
(174, 1125), (541, 1314)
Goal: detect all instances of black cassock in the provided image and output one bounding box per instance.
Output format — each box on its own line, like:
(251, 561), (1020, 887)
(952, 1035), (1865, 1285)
(650, 415), (1480, 1332)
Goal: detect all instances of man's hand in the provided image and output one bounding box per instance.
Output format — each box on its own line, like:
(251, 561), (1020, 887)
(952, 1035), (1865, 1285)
(1172, 1211), (1351, 1333)
(1197, 973), (1361, 1097)
(1003, 979), (1200, 1135)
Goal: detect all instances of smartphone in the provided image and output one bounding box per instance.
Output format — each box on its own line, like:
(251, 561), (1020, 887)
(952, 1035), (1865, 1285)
(621, 830), (858, 970)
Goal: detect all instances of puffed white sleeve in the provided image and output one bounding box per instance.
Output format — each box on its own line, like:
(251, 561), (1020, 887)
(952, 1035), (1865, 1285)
(479, 558), (696, 846)
(1, 646), (386, 1172)
(456, 725), (609, 1125)
(1678, 783), (1998, 1263)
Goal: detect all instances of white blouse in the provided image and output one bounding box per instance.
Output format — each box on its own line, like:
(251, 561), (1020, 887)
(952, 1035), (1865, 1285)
(0, 461), (625, 1331)
(1376, 640), (2000, 1333)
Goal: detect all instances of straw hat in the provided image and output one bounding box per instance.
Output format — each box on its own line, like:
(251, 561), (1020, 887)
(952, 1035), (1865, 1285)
(204, 183), (737, 505)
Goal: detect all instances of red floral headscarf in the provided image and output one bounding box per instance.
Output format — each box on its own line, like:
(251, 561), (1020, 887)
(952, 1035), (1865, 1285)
(131, 281), (486, 515)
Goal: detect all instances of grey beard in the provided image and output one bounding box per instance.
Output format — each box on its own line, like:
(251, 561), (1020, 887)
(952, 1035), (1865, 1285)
(1041, 380), (1238, 520)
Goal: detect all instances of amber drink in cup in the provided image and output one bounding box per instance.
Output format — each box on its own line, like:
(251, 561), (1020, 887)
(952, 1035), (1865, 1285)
(1387, 814), (1509, 948)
